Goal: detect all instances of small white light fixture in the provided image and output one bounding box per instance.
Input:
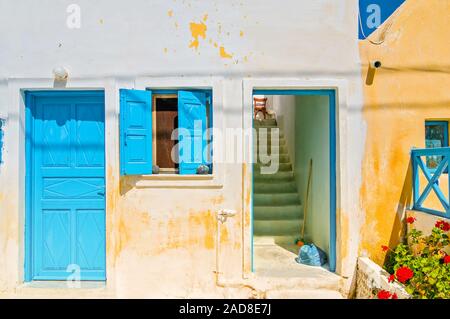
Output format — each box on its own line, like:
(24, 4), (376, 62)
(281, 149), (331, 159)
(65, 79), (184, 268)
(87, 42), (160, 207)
(53, 66), (68, 81)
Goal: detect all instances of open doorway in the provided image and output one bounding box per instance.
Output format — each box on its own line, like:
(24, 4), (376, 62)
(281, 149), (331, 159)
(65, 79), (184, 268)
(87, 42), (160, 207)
(252, 90), (337, 276)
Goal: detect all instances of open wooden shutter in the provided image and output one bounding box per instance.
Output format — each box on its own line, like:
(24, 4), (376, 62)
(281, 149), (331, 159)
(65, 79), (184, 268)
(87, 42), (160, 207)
(178, 91), (207, 175)
(119, 89), (152, 175)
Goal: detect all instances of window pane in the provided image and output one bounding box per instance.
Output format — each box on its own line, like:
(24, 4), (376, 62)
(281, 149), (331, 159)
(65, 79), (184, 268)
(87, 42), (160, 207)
(425, 122), (447, 169)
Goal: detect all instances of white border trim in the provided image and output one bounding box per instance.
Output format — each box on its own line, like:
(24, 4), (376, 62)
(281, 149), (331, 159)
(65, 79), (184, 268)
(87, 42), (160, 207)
(242, 78), (350, 276)
(134, 77), (225, 188)
(6, 78), (120, 293)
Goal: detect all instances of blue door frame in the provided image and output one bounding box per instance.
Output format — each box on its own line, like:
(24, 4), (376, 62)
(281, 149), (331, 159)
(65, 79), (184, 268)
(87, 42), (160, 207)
(25, 90), (106, 281)
(251, 89), (337, 272)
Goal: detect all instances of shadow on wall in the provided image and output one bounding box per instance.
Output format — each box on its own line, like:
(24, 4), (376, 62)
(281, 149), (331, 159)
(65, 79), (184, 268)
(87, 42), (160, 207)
(384, 158), (413, 263)
(120, 176), (139, 195)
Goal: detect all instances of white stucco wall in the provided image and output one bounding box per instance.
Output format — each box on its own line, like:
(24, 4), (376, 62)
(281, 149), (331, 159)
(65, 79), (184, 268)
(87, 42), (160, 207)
(269, 95), (296, 165)
(295, 95), (330, 255)
(0, 0), (365, 297)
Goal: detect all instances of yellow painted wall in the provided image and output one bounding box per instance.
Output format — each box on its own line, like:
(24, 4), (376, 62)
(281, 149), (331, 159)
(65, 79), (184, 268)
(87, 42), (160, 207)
(359, 0), (450, 264)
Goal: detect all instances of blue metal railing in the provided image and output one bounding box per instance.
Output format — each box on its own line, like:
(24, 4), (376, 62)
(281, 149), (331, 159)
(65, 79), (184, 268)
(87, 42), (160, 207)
(412, 147), (450, 218)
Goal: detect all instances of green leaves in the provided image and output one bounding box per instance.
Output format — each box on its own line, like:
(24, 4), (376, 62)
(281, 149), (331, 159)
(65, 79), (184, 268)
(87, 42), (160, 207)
(384, 223), (450, 299)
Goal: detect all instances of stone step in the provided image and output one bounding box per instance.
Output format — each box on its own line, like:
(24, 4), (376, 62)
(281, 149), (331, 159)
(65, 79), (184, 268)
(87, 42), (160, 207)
(254, 162), (292, 173)
(255, 144), (288, 154)
(254, 171), (294, 182)
(255, 133), (284, 141)
(252, 245), (342, 291)
(253, 181), (297, 193)
(253, 205), (302, 220)
(253, 219), (302, 236)
(253, 118), (277, 127)
(253, 235), (300, 246)
(256, 154), (290, 164)
(254, 193), (301, 206)
(256, 138), (287, 148)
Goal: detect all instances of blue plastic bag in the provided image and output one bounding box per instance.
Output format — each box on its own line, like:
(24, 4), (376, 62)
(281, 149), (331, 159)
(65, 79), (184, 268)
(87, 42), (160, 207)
(295, 244), (327, 266)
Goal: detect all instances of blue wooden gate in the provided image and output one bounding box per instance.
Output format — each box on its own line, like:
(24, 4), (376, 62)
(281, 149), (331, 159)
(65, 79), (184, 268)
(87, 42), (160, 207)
(25, 91), (106, 281)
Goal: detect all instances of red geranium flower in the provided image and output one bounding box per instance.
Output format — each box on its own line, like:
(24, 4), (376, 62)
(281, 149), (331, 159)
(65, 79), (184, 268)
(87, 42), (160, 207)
(381, 245), (389, 252)
(377, 290), (391, 299)
(396, 266), (414, 283)
(406, 217), (416, 224)
(391, 293), (398, 299)
(444, 255), (450, 264)
(435, 220), (450, 231)
(388, 274), (395, 283)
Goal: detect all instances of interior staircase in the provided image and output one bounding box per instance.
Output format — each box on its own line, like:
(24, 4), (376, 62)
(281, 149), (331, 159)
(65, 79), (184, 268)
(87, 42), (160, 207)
(252, 118), (344, 299)
(253, 118), (303, 252)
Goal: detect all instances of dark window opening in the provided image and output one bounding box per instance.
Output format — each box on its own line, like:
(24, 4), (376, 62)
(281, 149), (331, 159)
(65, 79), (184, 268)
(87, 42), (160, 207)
(154, 96), (179, 171)
(425, 120), (449, 171)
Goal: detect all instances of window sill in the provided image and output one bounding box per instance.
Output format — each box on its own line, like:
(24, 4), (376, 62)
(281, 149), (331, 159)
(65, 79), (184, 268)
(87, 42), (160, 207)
(133, 174), (223, 189)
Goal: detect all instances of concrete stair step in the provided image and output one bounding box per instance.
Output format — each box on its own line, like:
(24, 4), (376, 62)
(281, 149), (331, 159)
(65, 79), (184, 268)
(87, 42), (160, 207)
(255, 144), (288, 154)
(253, 119), (277, 127)
(255, 131), (284, 140)
(254, 171), (294, 182)
(253, 181), (297, 193)
(253, 219), (302, 236)
(252, 245), (342, 291)
(254, 235), (300, 246)
(253, 121), (280, 130)
(257, 154), (290, 164)
(253, 205), (302, 220)
(254, 193), (301, 206)
(254, 162), (292, 173)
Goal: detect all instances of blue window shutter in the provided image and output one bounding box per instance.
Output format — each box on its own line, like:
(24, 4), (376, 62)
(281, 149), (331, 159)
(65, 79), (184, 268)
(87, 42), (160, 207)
(178, 91), (207, 175)
(120, 89), (152, 175)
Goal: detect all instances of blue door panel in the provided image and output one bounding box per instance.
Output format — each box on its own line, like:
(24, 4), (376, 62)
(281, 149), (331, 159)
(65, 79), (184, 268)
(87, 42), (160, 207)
(42, 178), (105, 199)
(41, 209), (71, 271)
(26, 91), (106, 281)
(41, 103), (72, 167)
(75, 209), (106, 271)
(75, 103), (105, 167)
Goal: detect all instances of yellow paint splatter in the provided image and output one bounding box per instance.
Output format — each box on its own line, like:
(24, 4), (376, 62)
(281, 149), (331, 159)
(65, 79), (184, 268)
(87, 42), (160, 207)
(163, 48), (168, 54)
(167, 10), (173, 17)
(243, 56), (248, 62)
(188, 21), (207, 50)
(240, 30), (244, 37)
(99, 19), (104, 24)
(213, 42), (218, 48)
(174, 22), (179, 29)
(203, 14), (208, 22)
(219, 46), (232, 59)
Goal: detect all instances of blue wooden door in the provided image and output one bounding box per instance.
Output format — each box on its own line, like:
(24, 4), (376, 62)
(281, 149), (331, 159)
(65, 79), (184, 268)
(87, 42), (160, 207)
(27, 91), (106, 281)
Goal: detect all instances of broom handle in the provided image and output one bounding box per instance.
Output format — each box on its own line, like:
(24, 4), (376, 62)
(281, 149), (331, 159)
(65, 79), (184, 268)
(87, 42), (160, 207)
(301, 159), (313, 240)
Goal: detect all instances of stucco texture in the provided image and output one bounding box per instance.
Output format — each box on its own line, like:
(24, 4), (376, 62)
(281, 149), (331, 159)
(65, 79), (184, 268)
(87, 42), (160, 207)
(359, 0), (450, 264)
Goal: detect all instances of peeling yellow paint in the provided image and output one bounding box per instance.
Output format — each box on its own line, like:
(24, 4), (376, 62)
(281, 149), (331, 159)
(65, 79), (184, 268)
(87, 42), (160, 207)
(358, 0), (450, 265)
(167, 10), (173, 17)
(163, 48), (168, 54)
(240, 30), (244, 37)
(219, 46), (232, 59)
(202, 13), (208, 22)
(188, 21), (207, 50)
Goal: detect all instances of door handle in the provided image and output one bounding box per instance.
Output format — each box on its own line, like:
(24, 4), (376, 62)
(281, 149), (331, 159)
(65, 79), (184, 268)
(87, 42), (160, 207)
(97, 191), (105, 196)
